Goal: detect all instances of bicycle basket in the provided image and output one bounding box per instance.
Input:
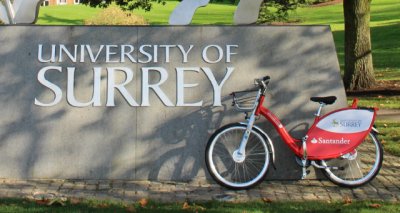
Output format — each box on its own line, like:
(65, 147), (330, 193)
(231, 89), (259, 112)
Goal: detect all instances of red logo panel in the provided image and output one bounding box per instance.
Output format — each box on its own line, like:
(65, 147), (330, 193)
(305, 108), (375, 160)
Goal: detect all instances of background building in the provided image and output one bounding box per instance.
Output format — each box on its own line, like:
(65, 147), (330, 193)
(42, 0), (80, 6)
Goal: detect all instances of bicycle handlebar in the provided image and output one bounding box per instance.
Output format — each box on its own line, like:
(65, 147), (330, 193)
(255, 76), (270, 91)
(230, 76), (270, 111)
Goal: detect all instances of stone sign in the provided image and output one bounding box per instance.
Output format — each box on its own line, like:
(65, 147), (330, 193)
(0, 26), (346, 180)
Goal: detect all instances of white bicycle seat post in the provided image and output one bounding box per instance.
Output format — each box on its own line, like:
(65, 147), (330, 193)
(315, 103), (325, 117)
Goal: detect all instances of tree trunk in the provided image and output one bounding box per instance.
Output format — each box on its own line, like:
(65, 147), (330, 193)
(343, 0), (375, 90)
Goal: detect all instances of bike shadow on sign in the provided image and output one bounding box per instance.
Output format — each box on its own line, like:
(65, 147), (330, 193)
(132, 26), (344, 182)
(136, 100), (234, 181)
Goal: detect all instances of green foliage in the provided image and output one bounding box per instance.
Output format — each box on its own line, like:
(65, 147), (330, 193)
(209, 0), (238, 4)
(258, 0), (307, 23)
(177, 0), (238, 4)
(304, 0), (333, 5)
(80, 0), (166, 11)
(84, 6), (148, 25)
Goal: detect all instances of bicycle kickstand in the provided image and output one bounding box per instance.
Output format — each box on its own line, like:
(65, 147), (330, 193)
(301, 137), (310, 179)
(301, 160), (310, 179)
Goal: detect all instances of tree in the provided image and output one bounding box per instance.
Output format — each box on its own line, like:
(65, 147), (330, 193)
(343, 0), (375, 90)
(80, 0), (165, 11)
(81, 0), (376, 91)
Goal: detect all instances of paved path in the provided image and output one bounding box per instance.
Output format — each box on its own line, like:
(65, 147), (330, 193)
(0, 152), (399, 203)
(0, 112), (398, 203)
(377, 109), (400, 121)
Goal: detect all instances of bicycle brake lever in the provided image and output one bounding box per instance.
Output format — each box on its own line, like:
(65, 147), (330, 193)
(254, 79), (260, 86)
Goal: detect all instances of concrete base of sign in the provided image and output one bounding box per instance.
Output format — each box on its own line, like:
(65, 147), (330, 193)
(0, 26), (346, 181)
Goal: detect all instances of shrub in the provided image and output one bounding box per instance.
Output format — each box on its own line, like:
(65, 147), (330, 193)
(258, 1), (303, 23)
(84, 6), (148, 25)
(258, 3), (289, 23)
(305, 0), (334, 5)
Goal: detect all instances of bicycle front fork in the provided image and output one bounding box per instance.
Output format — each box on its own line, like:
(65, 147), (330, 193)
(233, 109), (258, 162)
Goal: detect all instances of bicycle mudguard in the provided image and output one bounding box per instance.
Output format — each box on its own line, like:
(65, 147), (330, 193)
(305, 108), (376, 160)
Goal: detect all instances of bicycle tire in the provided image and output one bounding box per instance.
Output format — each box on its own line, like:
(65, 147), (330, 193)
(205, 123), (271, 190)
(321, 132), (383, 188)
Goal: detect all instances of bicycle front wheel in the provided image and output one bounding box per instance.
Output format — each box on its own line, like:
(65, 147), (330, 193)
(321, 132), (383, 187)
(205, 123), (271, 190)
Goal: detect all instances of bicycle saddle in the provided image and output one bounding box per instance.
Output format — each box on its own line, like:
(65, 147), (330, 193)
(310, 96), (337, 105)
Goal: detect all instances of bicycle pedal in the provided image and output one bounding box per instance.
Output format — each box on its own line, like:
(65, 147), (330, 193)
(295, 157), (310, 167)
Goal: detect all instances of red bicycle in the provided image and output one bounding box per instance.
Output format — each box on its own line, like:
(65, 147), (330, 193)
(205, 76), (383, 189)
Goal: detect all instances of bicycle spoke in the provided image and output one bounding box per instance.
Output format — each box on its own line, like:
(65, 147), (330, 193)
(321, 132), (382, 187)
(242, 163), (248, 182)
(247, 152), (268, 156)
(243, 162), (257, 180)
(246, 159), (264, 176)
(206, 124), (270, 189)
(355, 160), (364, 179)
(348, 161), (355, 180)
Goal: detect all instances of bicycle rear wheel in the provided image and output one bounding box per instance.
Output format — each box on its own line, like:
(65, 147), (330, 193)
(205, 123), (270, 190)
(321, 132), (383, 187)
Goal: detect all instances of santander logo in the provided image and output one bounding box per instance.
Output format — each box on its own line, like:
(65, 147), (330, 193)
(311, 138), (318, 144)
(310, 137), (350, 145)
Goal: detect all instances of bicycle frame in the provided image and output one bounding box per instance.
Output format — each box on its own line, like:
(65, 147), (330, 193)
(207, 76), (382, 188)
(254, 95), (303, 157)
(246, 90), (376, 161)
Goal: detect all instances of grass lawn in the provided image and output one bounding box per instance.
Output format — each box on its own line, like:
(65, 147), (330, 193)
(347, 96), (400, 109)
(292, 0), (400, 78)
(376, 120), (400, 156)
(37, 5), (101, 25)
(1, 198), (399, 212)
(130, 1), (237, 25)
(36, 2), (236, 25)
(36, 1), (399, 81)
